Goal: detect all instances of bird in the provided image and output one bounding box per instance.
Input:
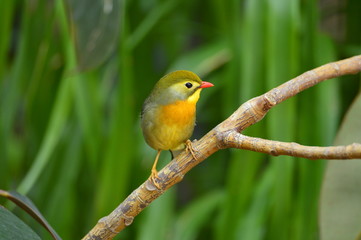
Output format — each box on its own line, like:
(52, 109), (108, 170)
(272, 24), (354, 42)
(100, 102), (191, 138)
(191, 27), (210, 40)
(141, 70), (214, 182)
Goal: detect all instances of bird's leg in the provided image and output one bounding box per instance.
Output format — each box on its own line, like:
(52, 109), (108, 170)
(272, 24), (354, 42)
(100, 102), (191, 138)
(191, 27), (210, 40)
(151, 150), (161, 177)
(149, 150), (162, 189)
(185, 139), (199, 161)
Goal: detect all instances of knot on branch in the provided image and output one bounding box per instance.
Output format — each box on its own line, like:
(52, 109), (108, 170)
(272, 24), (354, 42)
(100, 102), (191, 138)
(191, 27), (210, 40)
(345, 143), (361, 159)
(216, 130), (243, 150)
(264, 90), (279, 109)
(330, 62), (341, 76)
(122, 214), (134, 227)
(97, 216), (121, 235)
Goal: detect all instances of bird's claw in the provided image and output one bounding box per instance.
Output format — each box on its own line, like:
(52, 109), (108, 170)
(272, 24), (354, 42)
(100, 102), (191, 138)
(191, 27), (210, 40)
(185, 139), (199, 161)
(148, 150), (162, 190)
(149, 170), (162, 190)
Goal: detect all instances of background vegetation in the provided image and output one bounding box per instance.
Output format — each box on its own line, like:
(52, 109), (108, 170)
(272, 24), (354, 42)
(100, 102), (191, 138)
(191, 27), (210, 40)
(0, 0), (360, 239)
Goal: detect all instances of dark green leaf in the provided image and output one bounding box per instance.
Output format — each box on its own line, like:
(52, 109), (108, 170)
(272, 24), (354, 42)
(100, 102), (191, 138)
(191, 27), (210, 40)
(0, 190), (61, 240)
(0, 206), (41, 240)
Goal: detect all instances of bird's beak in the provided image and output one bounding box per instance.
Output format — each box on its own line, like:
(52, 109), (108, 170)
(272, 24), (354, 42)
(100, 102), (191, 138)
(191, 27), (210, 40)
(200, 81), (214, 88)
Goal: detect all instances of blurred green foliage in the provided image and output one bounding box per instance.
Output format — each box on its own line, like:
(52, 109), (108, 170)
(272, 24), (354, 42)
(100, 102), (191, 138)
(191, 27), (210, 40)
(0, 0), (360, 239)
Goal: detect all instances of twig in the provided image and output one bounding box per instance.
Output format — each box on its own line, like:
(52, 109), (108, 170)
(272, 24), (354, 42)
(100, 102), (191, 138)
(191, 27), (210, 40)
(82, 55), (361, 240)
(221, 132), (361, 159)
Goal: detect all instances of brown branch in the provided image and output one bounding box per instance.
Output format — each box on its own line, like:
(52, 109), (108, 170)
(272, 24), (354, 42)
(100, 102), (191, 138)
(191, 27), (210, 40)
(82, 55), (361, 240)
(221, 132), (361, 159)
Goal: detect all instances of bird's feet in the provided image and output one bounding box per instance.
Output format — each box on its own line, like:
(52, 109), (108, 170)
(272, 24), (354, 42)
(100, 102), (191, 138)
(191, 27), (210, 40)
(149, 168), (162, 190)
(185, 139), (199, 161)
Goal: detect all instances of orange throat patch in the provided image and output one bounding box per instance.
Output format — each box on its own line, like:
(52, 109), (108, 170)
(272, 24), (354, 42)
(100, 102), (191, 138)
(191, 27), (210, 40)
(159, 100), (196, 127)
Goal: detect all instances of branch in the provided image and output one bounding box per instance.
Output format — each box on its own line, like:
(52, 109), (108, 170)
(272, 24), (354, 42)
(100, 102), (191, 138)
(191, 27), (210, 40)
(82, 55), (361, 240)
(221, 132), (361, 159)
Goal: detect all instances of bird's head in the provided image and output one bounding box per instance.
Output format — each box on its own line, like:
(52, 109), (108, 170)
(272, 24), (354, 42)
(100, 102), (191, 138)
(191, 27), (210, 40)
(151, 70), (214, 105)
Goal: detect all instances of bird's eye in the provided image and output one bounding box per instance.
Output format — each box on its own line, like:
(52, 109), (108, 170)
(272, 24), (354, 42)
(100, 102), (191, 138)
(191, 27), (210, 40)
(185, 82), (193, 88)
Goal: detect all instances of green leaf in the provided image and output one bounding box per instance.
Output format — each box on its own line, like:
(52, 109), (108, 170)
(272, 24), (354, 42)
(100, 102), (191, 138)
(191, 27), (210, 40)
(320, 92), (361, 240)
(168, 40), (230, 77)
(173, 190), (223, 240)
(16, 0), (75, 195)
(65, 0), (121, 70)
(234, 168), (273, 240)
(126, 0), (180, 51)
(0, 206), (41, 240)
(0, 190), (61, 240)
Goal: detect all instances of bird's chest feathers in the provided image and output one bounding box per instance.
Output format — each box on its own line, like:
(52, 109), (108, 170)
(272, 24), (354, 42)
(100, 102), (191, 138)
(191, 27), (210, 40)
(159, 100), (196, 127)
(157, 89), (200, 127)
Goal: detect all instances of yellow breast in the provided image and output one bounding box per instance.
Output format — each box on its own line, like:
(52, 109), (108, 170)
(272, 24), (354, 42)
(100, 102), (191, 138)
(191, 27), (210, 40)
(143, 100), (196, 151)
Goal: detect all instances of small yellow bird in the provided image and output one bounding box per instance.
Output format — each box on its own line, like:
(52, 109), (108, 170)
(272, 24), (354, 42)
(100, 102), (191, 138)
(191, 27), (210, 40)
(141, 70), (214, 179)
